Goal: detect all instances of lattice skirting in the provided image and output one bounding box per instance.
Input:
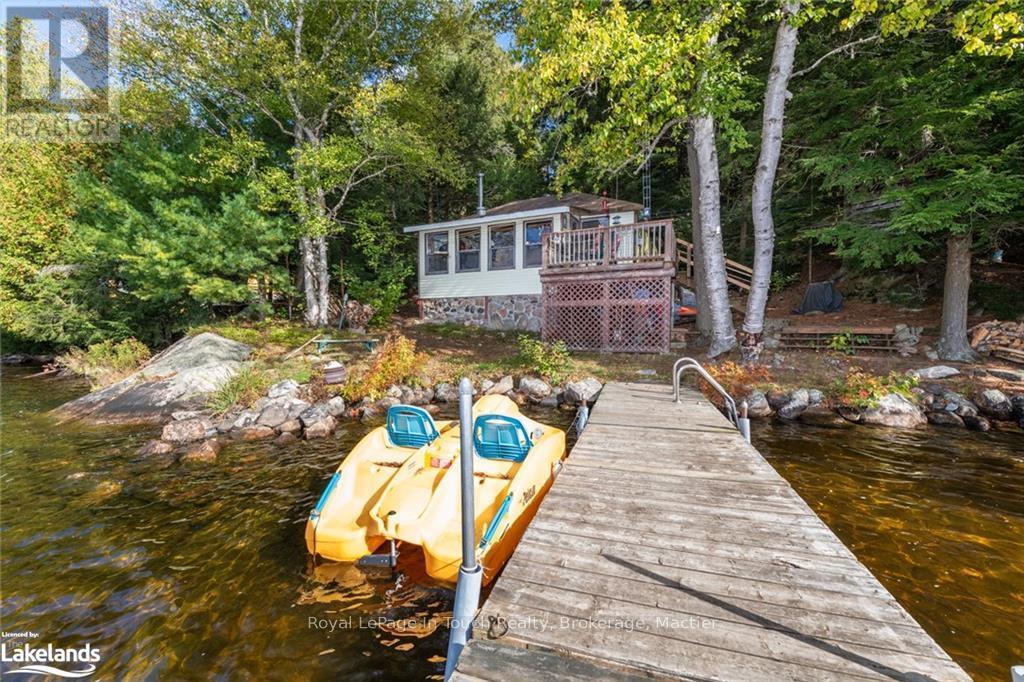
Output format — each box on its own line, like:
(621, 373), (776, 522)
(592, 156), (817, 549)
(541, 271), (672, 353)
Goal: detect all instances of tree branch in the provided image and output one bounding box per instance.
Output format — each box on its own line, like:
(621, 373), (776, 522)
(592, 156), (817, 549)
(792, 34), (879, 79)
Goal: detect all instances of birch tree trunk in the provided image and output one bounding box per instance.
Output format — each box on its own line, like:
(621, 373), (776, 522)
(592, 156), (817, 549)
(742, 0), (800, 365)
(689, 115), (737, 357)
(686, 138), (712, 340)
(300, 235), (321, 326)
(937, 232), (979, 362)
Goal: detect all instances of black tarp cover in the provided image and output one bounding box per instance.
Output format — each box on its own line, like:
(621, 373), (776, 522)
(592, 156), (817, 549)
(793, 281), (844, 314)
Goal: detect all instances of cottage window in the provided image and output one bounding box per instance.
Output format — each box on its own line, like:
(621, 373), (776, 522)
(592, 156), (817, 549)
(425, 231), (449, 275)
(457, 228), (481, 272)
(523, 219), (552, 267)
(489, 224), (515, 270)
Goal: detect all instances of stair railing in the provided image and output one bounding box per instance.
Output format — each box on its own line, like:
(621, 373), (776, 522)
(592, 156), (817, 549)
(672, 357), (751, 443)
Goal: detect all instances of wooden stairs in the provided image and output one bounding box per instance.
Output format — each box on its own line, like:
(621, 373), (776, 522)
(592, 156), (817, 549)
(676, 239), (753, 295)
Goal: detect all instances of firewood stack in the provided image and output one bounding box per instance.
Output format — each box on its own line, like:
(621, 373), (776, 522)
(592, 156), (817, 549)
(969, 320), (1024, 365)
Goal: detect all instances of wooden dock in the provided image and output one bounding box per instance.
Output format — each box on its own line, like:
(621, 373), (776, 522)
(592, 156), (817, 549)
(454, 382), (968, 681)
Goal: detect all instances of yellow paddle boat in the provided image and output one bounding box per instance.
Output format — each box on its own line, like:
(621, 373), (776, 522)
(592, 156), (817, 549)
(305, 395), (566, 584)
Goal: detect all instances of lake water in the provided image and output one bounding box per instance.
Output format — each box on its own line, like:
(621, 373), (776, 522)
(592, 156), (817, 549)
(2, 369), (1021, 680)
(754, 420), (1023, 681)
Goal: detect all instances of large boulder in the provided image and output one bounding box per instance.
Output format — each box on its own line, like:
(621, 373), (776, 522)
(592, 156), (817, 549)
(181, 439), (222, 464)
(519, 376), (552, 402)
(777, 389), (809, 420)
(161, 417), (213, 443)
(861, 393), (926, 429)
(324, 396), (347, 418)
(974, 389), (1013, 421)
(433, 383), (457, 403)
(57, 333), (251, 423)
(927, 411), (965, 428)
(799, 404), (850, 427)
(564, 378), (603, 405)
(910, 365), (960, 380)
(743, 390), (773, 419)
(1011, 395), (1024, 427)
(299, 404), (332, 428)
(304, 416), (337, 439)
(266, 379), (300, 399)
(486, 375), (514, 396)
(256, 397), (310, 428)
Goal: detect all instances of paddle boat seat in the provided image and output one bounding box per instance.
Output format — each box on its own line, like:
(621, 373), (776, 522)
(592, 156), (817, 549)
(386, 405), (439, 448)
(473, 414), (533, 462)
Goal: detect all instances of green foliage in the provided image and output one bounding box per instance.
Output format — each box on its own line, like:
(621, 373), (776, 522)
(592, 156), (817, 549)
(826, 331), (869, 356)
(59, 338), (151, 388)
(343, 333), (426, 401)
(794, 32), (1024, 268)
(188, 319), (323, 351)
(516, 335), (571, 383)
(515, 0), (753, 186)
(339, 204), (414, 322)
(971, 281), (1024, 320)
(831, 367), (918, 408)
(770, 271), (800, 293)
(0, 142), (100, 349)
(72, 133), (295, 344)
(206, 364), (274, 414)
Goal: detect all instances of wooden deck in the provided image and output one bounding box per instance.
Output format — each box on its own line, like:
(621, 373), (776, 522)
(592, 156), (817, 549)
(454, 382), (968, 681)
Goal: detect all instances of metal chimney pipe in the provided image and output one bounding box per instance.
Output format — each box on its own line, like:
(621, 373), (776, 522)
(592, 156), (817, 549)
(477, 172), (485, 216)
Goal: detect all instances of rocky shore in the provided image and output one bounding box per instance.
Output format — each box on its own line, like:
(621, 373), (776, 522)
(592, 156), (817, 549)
(742, 364), (1024, 431)
(136, 374), (604, 464)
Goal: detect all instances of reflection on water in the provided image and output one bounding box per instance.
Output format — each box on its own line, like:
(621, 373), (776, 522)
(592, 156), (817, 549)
(0, 369), (455, 680)
(5, 367), (1020, 680)
(754, 420), (1024, 682)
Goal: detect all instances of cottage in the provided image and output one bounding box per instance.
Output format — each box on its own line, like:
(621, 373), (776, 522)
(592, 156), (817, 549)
(404, 191), (678, 352)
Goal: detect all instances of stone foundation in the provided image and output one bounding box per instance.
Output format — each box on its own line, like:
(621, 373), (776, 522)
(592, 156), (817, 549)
(418, 295), (541, 332)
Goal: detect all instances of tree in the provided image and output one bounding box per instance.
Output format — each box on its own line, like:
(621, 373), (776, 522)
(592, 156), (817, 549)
(514, 0), (747, 356)
(128, 0), (434, 326)
(795, 32), (1023, 361)
(71, 133), (295, 344)
(742, 0), (800, 363)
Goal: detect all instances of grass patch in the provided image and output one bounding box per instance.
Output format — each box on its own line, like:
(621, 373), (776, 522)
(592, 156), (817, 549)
(206, 364), (274, 414)
(189, 319), (345, 354)
(413, 322), (482, 340)
(59, 338), (151, 388)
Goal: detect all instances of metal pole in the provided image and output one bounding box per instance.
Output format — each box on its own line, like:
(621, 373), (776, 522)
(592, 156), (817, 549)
(576, 403), (589, 434)
(737, 401), (751, 444)
(444, 377), (483, 680)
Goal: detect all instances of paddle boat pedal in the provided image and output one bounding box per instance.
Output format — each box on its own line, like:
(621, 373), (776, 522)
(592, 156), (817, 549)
(356, 539), (397, 568)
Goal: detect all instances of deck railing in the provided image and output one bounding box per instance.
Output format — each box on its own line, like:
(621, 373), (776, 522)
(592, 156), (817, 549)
(542, 220), (675, 270)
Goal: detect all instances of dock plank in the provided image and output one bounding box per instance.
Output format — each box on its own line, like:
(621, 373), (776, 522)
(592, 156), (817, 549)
(454, 382), (968, 681)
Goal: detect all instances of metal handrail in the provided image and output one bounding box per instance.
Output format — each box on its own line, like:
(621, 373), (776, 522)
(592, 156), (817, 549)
(672, 357), (750, 442)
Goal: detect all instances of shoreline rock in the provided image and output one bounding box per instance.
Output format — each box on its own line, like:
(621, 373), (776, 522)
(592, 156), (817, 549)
(55, 332), (251, 423)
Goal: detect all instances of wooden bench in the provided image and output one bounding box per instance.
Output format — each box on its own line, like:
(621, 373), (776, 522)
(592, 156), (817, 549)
(777, 325), (898, 352)
(315, 338), (378, 354)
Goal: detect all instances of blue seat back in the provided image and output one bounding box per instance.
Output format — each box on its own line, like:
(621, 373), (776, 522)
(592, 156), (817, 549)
(386, 405), (439, 448)
(473, 414), (533, 462)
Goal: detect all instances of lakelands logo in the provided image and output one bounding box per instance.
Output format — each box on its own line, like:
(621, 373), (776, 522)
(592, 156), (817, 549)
(1, 642), (101, 678)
